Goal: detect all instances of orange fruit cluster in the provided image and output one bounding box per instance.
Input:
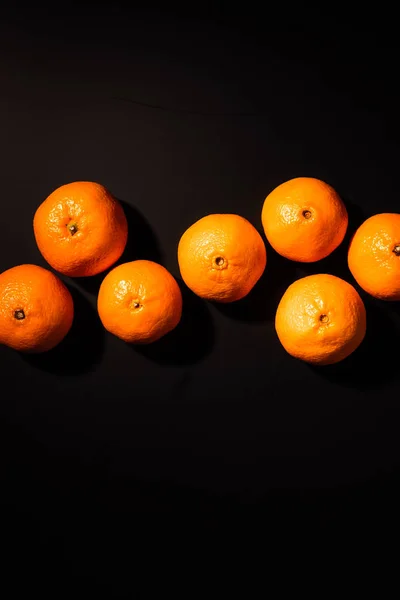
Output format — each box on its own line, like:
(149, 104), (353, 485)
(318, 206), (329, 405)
(0, 178), (398, 365)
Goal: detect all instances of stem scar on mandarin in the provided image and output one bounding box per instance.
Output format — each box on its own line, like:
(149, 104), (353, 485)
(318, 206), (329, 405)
(67, 223), (78, 236)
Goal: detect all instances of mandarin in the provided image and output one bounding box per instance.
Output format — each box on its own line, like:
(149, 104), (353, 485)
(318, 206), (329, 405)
(348, 213), (400, 301)
(262, 177), (348, 262)
(33, 181), (128, 277)
(177, 214), (266, 302)
(0, 264), (74, 353)
(98, 260), (182, 344)
(275, 274), (366, 365)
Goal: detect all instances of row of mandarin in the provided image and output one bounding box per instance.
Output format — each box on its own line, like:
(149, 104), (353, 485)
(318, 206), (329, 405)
(0, 179), (399, 365)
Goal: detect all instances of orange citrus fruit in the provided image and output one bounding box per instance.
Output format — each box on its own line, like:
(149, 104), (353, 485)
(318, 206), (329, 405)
(348, 213), (400, 301)
(0, 264), (74, 353)
(177, 214), (266, 302)
(97, 260), (182, 343)
(33, 181), (128, 277)
(275, 274), (366, 365)
(262, 177), (348, 262)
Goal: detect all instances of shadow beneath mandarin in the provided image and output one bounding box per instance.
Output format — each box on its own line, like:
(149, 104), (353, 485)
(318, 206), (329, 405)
(132, 279), (215, 366)
(310, 296), (400, 391)
(389, 302), (400, 318)
(212, 234), (298, 323)
(76, 199), (164, 295)
(75, 271), (108, 297)
(295, 199), (366, 281)
(20, 285), (105, 376)
(118, 199), (164, 265)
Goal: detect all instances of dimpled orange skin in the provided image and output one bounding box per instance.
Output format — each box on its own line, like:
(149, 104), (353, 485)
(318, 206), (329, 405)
(0, 264), (74, 353)
(177, 214), (267, 302)
(33, 181), (128, 277)
(275, 274), (366, 365)
(262, 177), (348, 262)
(98, 260), (182, 344)
(348, 213), (400, 301)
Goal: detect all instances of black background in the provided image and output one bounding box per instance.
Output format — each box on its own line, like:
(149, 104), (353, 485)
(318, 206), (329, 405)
(1, 3), (400, 591)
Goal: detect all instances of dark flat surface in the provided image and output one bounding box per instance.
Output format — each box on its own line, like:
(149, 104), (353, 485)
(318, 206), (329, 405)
(1, 6), (400, 588)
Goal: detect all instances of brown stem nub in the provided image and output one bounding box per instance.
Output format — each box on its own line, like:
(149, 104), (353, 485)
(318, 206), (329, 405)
(215, 257), (225, 267)
(68, 224), (78, 236)
(14, 309), (25, 320)
(393, 244), (400, 256)
(133, 302), (141, 309)
(319, 314), (329, 323)
(302, 210), (312, 219)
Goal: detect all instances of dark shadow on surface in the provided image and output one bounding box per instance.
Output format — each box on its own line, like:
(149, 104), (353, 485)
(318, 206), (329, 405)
(213, 236), (298, 323)
(311, 296), (400, 391)
(295, 199), (366, 281)
(21, 285), (105, 376)
(77, 199), (164, 295)
(4, 427), (400, 584)
(132, 279), (215, 366)
(118, 199), (164, 265)
(74, 271), (108, 297)
(389, 302), (400, 318)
